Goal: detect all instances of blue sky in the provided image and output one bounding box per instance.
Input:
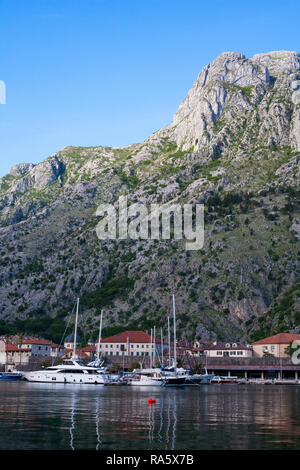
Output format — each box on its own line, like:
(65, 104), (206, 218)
(0, 0), (299, 177)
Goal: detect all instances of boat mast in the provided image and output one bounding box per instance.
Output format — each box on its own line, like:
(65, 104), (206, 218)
(72, 298), (79, 360)
(167, 316), (171, 366)
(161, 328), (164, 366)
(153, 326), (156, 368)
(96, 309), (103, 361)
(172, 294), (177, 376)
(150, 328), (153, 369)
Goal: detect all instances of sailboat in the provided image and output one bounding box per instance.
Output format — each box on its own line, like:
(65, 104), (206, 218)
(23, 299), (106, 384)
(128, 328), (164, 386)
(161, 295), (186, 386)
(129, 296), (185, 386)
(87, 309), (107, 374)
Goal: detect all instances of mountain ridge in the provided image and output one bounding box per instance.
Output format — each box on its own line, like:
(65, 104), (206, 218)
(0, 50), (300, 344)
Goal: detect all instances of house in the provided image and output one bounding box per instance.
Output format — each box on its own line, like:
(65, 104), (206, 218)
(64, 334), (81, 350)
(49, 343), (66, 359)
(205, 341), (253, 357)
(188, 341), (213, 357)
(61, 345), (95, 360)
(96, 330), (165, 357)
(176, 340), (196, 357)
(252, 333), (300, 357)
(0, 339), (31, 366)
(77, 346), (96, 359)
(21, 339), (52, 357)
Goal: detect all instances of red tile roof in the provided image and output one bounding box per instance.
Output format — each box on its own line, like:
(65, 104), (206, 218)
(78, 346), (96, 352)
(252, 333), (300, 345)
(22, 339), (52, 345)
(100, 331), (161, 344)
(5, 344), (31, 352)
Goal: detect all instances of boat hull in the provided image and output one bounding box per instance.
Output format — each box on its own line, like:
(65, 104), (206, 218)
(0, 373), (23, 381)
(129, 379), (163, 386)
(24, 372), (106, 384)
(163, 377), (186, 386)
(211, 378), (239, 384)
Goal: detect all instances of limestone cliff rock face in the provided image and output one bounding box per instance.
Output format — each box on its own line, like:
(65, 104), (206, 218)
(158, 51), (300, 153)
(30, 155), (65, 190)
(251, 51), (300, 75)
(9, 163), (35, 177)
(3, 156), (65, 208)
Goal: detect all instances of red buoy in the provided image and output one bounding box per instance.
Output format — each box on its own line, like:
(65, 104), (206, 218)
(148, 398), (156, 404)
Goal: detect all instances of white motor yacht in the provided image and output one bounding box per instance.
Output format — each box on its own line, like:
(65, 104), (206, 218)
(24, 298), (107, 385)
(24, 358), (107, 384)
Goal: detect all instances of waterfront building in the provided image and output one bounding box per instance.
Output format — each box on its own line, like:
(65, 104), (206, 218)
(49, 343), (66, 358)
(77, 345), (96, 359)
(21, 339), (52, 357)
(189, 341), (213, 357)
(205, 342), (253, 357)
(0, 339), (31, 366)
(64, 333), (81, 350)
(252, 333), (300, 358)
(96, 330), (165, 357)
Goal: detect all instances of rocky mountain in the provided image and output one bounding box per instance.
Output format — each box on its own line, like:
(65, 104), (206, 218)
(0, 50), (300, 343)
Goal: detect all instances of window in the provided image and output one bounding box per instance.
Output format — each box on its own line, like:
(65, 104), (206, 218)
(217, 351), (223, 356)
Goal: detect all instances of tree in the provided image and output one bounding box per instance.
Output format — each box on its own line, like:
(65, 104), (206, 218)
(284, 342), (293, 357)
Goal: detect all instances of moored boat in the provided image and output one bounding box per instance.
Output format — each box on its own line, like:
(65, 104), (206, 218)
(210, 375), (240, 384)
(23, 298), (107, 385)
(23, 358), (107, 384)
(128, 368), (164, 386)
(163, 375), (186, 386)
(0, 371), (23, 381)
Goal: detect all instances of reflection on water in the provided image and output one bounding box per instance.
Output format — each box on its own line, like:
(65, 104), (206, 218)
(0, 383), (300, 450)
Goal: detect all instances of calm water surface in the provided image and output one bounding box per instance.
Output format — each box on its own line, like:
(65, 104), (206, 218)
(0, 382), (300, 450)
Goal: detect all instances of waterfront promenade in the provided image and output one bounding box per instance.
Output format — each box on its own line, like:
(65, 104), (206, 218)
(103, 355), (300, 381)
